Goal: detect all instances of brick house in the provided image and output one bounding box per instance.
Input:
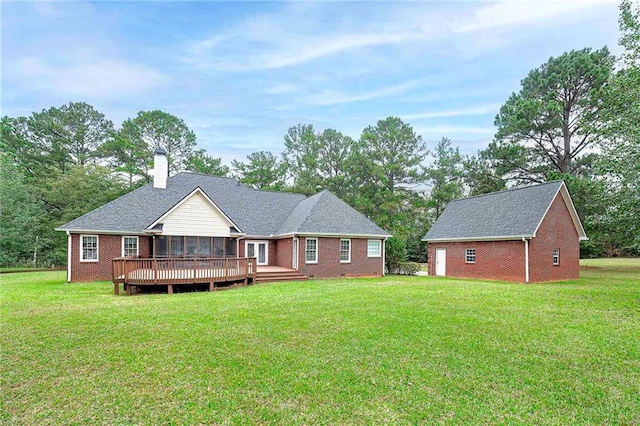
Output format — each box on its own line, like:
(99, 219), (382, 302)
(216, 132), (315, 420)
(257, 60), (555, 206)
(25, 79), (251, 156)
(422, 181), (587, 283)
(56, 150), (390, 292)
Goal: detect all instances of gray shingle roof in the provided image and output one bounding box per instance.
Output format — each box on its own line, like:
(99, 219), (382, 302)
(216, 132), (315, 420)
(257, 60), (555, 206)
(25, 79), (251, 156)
(277, 190), (389, 236)
(57, 173), (390, 237)
(423, 181), (569, 241)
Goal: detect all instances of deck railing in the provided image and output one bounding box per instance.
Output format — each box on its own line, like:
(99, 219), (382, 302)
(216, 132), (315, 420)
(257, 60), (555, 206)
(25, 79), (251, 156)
(112, 257), (257, 293)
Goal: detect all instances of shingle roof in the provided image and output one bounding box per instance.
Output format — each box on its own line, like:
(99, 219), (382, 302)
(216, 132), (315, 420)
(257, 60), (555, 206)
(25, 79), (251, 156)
(277, 190), (389, 236)
(422, 181), (583, 241)
(57, 173), (390, 237)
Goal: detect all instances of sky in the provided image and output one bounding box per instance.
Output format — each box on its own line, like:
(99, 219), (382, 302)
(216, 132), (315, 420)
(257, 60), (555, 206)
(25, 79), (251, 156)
(1, 0), (623, 165)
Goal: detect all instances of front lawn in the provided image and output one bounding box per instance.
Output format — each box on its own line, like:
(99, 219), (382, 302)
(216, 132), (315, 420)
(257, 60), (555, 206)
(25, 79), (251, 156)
(1, 263), (639, 424)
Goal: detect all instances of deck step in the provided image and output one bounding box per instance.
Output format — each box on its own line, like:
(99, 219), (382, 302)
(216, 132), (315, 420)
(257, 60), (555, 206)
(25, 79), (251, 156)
(255, 270), (307, 283)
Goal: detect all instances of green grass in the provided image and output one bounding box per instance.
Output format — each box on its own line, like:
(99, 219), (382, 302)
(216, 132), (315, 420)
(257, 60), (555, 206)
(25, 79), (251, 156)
(580, 257), (640, 269)
(1, 263), (639, 425)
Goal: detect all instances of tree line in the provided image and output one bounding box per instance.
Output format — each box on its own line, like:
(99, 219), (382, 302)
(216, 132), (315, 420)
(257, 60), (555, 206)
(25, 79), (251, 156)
(1, 1), (638, 267)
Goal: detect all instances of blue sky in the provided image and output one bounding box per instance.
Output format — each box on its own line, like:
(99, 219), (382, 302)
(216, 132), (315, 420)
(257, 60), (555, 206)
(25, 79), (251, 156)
(1, 0), (622, 165)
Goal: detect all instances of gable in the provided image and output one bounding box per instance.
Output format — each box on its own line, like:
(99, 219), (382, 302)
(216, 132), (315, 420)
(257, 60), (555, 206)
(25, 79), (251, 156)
(532, 183), (587, 240)
(151, 189), (237, 237)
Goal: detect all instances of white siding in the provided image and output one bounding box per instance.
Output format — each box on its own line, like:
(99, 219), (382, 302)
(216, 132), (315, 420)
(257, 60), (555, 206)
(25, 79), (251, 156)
(161, 192), (232, 236)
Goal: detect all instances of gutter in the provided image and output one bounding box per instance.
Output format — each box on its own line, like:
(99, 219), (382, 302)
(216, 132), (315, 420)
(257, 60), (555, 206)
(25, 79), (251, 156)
(423, 234), (533, 243)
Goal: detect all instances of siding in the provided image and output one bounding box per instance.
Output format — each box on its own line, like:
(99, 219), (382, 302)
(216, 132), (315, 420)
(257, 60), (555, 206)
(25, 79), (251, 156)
(161, 191), (232, 237)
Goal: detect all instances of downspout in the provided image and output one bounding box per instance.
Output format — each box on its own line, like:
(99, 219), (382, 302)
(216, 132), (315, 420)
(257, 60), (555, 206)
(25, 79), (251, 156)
(237, 235), (245, 258)
(292, 235), (299, 270)
(522, 237), (529, 283)
(66, 231), (71, 282)
(382, 238), (387, 276)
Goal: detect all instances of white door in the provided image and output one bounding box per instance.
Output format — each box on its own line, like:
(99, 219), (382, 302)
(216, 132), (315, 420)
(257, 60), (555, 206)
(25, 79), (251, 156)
(292, 238), (298, 269)
(246, 241), (268, 266)
(435, 248), (446, 276)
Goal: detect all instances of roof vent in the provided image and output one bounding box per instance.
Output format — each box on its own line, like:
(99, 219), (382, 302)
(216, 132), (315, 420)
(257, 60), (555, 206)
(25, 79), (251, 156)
(153, 149), (168, 189)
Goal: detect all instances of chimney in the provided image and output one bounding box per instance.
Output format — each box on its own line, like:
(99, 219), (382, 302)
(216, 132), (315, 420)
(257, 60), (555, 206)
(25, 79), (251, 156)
(153, 149), (168, 189)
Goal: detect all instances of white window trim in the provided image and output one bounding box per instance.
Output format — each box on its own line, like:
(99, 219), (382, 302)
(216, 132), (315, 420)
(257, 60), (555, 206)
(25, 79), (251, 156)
(340, 239), (351, 263)
(122, 236), (139, 257)
(245, 240), (269, 266)
(553, 249), (560, 265)
(305, 238), (318, 264)
(465, 248), (476, 264)
(367, 239), (381, 258)
(80, 235), (99, 263)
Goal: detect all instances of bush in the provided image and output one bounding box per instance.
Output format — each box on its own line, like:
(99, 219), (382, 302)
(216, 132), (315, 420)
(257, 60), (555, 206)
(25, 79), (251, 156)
(395, 262), (421, 275)
(385, 237), (407, 272)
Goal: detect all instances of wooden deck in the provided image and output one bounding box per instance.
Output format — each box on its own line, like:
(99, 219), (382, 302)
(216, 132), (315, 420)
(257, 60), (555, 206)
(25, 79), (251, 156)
(112, 257), (257, 295)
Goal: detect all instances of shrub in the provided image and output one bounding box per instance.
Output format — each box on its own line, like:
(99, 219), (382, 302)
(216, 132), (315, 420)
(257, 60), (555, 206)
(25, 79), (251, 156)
(385, 237), (407, 272)
(396, 262), (421, 275)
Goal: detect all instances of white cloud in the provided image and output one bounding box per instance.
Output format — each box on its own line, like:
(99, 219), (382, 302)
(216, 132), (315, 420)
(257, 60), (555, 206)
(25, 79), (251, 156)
(403, 104), (501, 120)
(454, 0), (617, 35)
(414, 125), (495, 137)
(304, 78), (431, 106)
(183, 0), (617, 72)
(262, 83), (298, 95)
(10, 57), (168, 99)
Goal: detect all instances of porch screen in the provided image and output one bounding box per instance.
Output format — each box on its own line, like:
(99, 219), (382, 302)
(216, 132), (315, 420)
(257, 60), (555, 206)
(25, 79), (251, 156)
(213, 238), (225, 257)
(154, 236), (237, 258)
(170, 236), (183, 256)
(199, 238), (211, 256)
(186, 236), (198, 256)
(225, 238), (237, 257)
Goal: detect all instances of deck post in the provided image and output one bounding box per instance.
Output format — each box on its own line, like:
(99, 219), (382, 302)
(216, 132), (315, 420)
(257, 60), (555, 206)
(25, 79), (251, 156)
(168, 283), (173, 294)
(114, 281), (119, 295)
(209, 281), (214, 292)
(153, 259), (158, 284)
(194, 259), (198, 284)
(126, 283), (131, 296)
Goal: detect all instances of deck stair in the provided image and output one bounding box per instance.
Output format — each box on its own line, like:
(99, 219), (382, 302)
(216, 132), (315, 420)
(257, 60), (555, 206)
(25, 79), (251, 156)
(255, 267), (307, 283)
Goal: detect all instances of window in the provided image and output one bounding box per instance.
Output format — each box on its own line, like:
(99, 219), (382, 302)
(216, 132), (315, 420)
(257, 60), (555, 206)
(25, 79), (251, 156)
(305, 238), (318, 263)
(465, 248), (476, 263)
(367, 240), (381, 257)
(122, 236), (139, 257)
(80, 235), (98, 262)
(340, 239), (351, 263)
(553, 249), (560, 265)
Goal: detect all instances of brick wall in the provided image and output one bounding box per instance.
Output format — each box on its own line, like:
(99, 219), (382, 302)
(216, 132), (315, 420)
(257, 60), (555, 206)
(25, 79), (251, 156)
(529, 193), (580, 282)
(297, 237), (384, 278)
(427, 240), (526, 282)
(275, 238), (293, 268)
(70, 234), (152, 282)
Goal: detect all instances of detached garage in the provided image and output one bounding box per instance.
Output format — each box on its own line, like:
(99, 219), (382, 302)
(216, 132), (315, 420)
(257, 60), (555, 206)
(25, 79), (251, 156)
(422, 180), (587, 283)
